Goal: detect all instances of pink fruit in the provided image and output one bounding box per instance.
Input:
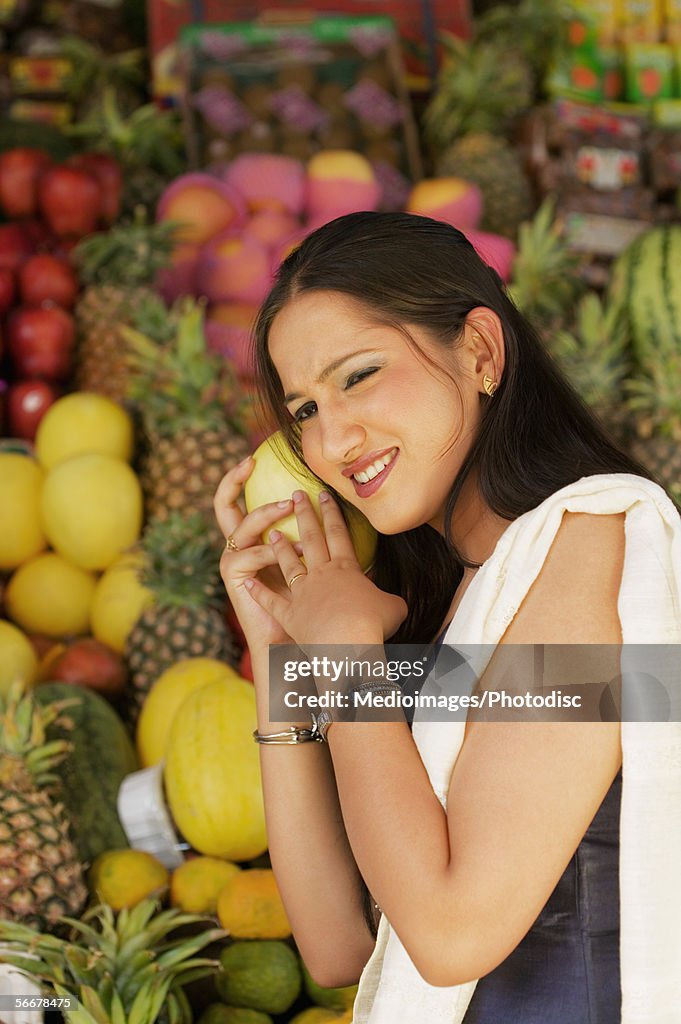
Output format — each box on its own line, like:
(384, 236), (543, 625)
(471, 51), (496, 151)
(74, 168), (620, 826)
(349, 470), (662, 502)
(157, 173), (247, 247)
(270, 231), (305, 272)
(197, 232), (272, 305)
(156, 244), (200, 303)
(244, 209), (301, 251)
(223, 154), (306, 215)
(465, 229), (516, 283)
(406, 178), (483, 232)
(205, 303), (258, 378)
(306, 150), (381, 217)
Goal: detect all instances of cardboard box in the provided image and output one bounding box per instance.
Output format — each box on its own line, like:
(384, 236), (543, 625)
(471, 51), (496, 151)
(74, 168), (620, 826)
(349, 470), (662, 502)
(664, 0), (681, 43)
(180, 15), (422, 181)
(625, 42), (675, 99)
(148, 0), (471, 104)
(618, 0), (664, 43)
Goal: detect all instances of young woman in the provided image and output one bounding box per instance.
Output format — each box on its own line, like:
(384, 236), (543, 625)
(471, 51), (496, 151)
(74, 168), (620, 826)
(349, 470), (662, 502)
(214, 212), (681, 1024)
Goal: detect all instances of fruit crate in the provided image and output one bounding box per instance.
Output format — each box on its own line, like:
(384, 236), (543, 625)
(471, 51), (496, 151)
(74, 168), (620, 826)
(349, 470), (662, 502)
(178, 13), (424, 185)
(147, 0), (471, 104)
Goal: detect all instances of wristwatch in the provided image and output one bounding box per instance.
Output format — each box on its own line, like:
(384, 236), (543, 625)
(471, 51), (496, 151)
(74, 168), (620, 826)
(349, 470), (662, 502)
(312, 708), (334, 742)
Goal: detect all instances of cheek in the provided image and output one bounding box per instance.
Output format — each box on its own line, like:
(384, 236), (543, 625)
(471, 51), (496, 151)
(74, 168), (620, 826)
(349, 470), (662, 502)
(300, 427), (328, 481)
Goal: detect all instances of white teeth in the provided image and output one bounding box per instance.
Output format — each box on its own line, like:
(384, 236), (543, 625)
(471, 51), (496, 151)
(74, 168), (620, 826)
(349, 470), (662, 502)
(353, 448), (397, 484)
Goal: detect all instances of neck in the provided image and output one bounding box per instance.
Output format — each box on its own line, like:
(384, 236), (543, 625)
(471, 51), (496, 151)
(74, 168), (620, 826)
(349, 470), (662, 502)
(440, 471), (511, 568)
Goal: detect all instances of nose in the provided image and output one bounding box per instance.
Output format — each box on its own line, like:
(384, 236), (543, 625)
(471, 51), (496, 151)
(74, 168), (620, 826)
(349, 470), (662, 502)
(318, 400), (366, 465)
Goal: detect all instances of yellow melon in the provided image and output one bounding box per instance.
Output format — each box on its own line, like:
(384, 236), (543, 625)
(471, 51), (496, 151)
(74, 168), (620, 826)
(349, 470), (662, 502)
(0, 453), (46, 570)
(164, 678), (267, 861)
(136, 657), (243, 768)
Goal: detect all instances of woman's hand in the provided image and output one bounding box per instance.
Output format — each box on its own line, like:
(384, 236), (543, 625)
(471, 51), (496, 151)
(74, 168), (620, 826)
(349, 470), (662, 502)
(214, 456), (302, 651)
(242, 489), (407, 647)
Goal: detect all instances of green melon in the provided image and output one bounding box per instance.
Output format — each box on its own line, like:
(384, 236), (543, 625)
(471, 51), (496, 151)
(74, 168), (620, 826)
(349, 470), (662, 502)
(609, 225), (681, 362)
(34, 682), (138, 864)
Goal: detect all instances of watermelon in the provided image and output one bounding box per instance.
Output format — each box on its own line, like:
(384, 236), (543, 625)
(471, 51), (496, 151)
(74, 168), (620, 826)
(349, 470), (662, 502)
(34, 682), (139, 865)
(609, 225), (681, 362)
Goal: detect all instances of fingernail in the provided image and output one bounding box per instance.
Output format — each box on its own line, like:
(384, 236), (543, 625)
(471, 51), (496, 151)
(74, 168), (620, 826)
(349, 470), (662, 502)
(243, 578), (255, 590)
(293, 490), (305, 504)
(277, 499), (292, 508)
(238, 456), (253, 468)
(269, 529), (281, 542)
(319, 490), (330, 502)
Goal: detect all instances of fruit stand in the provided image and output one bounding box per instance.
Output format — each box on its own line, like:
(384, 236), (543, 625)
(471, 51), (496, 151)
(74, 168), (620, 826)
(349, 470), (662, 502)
(1, 0), (681, 1021)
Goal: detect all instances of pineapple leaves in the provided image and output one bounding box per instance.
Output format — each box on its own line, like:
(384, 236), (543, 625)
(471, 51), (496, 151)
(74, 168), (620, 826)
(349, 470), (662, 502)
(508, 198), (584, 328)
(0, 899), (224, 1024)
(79, 985), (112, 1024)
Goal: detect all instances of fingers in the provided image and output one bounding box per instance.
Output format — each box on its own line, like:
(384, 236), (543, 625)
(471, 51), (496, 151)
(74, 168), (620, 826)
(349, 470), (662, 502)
(214, 457), (253, 539)
(318, 491), (358, 563)
(292, 490), (329, 566)
(244, 575), (290, 621)
(268, 529), (307, 589)
(220, 543), (281, 588)
(230, 499), (294, 551)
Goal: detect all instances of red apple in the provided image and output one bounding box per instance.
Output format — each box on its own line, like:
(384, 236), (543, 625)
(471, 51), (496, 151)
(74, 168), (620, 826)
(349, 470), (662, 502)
(0, 223), (34, 272)
(68, 152), (122, 225)
(18, 254), (78, 309)
(7, 378), (60, 440)
(38, 165), (103, 238)
(0, 147), (52, 219)
(7, 305), (75, 379)
(0, 268), (16, 314)
(47, 637), (128, 700)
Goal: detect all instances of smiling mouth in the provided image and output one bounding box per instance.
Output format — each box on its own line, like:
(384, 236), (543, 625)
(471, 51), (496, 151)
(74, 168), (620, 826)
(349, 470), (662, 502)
(352, 447), (398, 483)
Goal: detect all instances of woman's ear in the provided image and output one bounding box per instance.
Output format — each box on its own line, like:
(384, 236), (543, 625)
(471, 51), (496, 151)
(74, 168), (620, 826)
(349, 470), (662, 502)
(463, 307), (505, 393)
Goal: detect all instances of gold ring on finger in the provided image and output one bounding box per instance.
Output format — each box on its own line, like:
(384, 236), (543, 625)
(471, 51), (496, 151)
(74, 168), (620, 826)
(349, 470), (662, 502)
(288, 571), (307, 588)
(226, 534), (239, 552)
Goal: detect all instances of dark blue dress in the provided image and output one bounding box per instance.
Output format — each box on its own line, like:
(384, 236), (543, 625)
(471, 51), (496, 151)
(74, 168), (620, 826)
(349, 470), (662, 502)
(462, 768), (621, 1023)
(420, 633), (622, 1023)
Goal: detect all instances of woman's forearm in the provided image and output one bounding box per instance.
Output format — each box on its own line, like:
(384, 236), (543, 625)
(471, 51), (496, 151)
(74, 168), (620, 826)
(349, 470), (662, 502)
(251, 646), (376, 987)
(327, 720), (454, 981)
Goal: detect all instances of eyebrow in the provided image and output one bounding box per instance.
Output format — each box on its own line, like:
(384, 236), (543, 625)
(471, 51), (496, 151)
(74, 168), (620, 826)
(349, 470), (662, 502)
(283, 348), (381, 404)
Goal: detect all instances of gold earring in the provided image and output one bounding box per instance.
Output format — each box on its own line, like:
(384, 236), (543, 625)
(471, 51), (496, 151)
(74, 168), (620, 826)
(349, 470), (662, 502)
(483, 374), (498, 397)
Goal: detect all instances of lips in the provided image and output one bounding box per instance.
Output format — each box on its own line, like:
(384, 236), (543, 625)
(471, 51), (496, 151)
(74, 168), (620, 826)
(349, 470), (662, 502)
(350, 448), (399, 498)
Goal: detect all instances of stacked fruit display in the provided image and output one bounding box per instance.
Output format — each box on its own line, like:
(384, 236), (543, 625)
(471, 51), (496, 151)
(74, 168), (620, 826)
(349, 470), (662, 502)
(0, 146), (124, 440)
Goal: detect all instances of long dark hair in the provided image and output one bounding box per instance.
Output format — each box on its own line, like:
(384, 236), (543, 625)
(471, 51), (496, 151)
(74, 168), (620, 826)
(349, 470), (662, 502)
(252, 211), (654, 645)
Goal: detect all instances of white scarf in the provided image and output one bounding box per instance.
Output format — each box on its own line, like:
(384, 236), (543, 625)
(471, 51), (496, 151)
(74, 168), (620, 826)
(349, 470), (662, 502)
(353, 474), (681, 1024)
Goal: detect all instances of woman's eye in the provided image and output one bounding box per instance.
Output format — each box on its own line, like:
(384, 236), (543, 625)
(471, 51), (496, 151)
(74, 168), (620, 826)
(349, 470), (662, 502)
(346, 367), (379, 388)
(293, 401), (317, 423)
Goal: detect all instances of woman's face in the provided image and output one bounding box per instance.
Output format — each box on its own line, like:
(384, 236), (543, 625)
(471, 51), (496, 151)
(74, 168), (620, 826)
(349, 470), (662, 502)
(268, 290), (484, 535)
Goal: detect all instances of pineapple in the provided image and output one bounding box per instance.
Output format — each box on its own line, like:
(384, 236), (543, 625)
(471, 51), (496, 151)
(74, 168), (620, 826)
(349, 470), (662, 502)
(625, 348), (681, 503)
(123, 298), (251, 538)
(546, 292), (632, 447)
(0, 685), (87, 932)
(423, 33), (534, 152)
(435, 132), (534, 241)
(474, 0), (577, 89)
(72, 212), (178, 403)
(508, 198), (585, 332)
(67, 87), (185, 214)
(123, 513), (240, 727)
(0, 897), (224, 1024)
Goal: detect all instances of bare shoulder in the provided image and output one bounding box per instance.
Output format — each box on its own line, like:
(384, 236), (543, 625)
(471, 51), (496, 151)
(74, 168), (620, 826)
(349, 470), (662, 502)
(502, 511), (626, 645)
